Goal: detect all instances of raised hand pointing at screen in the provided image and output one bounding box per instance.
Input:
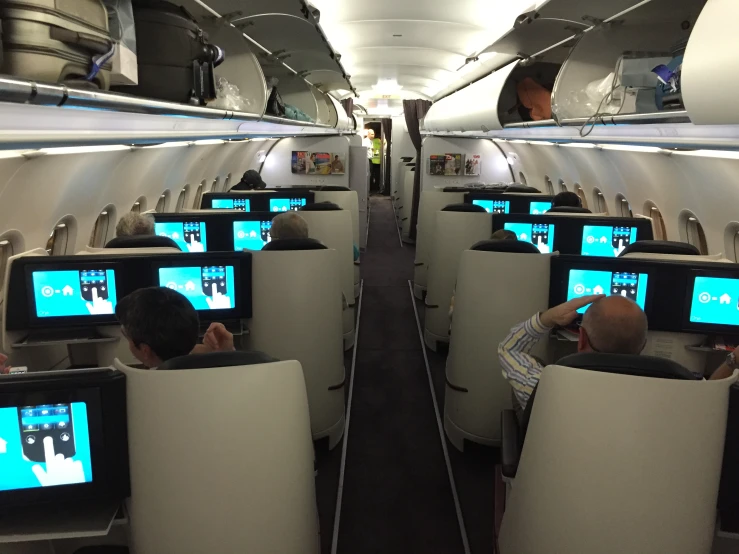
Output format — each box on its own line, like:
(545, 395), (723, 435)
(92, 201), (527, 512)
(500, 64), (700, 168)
(205, 283), (231, 310)
(31, 436), (85, 487)
(85, 287), (114, 315)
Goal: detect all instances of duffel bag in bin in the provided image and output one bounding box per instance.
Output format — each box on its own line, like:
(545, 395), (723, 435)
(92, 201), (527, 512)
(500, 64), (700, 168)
(113, 0), (224, 104)
(0, 0), (113, 90)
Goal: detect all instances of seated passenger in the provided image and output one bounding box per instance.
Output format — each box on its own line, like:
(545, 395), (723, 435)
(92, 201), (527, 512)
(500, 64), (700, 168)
(0, 353), (12, 375)
(269, 212), (309, 242)
(499, 295), (733, 409)
(115, 212), (155, 238)
(230, 169), (267, 191)
(549, 191), (582, 210)
(116, 287), (234, 369)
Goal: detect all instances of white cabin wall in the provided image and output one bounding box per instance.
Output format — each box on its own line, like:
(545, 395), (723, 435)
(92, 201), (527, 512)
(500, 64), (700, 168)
(508, 143), (739, 258)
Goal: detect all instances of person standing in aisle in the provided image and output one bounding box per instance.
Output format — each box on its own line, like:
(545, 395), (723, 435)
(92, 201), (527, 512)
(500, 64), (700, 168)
(366, 128), (382, 192)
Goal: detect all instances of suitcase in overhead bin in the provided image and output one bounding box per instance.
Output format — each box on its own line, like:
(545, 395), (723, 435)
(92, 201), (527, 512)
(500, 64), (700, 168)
(0, 0), (113, 90)
(112, 0), (224, 104)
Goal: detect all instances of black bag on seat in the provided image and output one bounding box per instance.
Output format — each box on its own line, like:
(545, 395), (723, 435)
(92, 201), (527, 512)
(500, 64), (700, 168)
(112, 0), (223, 104)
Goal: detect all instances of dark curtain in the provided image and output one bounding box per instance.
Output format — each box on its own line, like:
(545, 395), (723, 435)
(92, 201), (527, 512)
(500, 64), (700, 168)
(403, 99), (432, 239)
(381, 118), (392, 196)
(342, 98), (354, 117)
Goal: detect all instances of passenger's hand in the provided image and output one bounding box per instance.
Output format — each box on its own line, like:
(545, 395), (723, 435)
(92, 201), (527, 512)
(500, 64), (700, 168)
(186, 235), (205, 253)
(0, 353), (11, 375)
(85, 287), (113, 315)
(205, 284), (232, 310)
(32, 437), (85, 487)
(614, 239), (626, 257)
(202, 322), (235, 352)
(540, 294), (604, 328)
(536, 237), (550, 254)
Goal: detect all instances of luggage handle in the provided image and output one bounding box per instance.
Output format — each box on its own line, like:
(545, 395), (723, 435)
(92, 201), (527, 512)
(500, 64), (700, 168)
(50, 26), (112, 55)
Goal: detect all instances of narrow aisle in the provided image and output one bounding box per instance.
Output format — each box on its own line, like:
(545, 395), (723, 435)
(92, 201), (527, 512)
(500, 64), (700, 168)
(335, 197), (465, 554)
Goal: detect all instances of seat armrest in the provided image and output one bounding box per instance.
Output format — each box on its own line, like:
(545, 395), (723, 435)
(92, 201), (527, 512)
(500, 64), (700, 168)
(501, 409), (521, 479)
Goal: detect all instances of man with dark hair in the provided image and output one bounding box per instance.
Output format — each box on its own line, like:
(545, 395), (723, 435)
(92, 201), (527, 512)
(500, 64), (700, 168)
(550, 191), (582, 209)
(116, 287), (233, 368)
(230, 169), (267, 191)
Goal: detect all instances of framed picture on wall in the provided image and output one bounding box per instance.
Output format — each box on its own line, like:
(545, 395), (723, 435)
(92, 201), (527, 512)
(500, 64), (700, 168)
(330, 154), (346, 175)
(445, 153), (463, 176)
(428, 155), (446, 175)
(291, 151), (347, 175)
(291, 151), (309, 174)
(465, 154), (482, 176)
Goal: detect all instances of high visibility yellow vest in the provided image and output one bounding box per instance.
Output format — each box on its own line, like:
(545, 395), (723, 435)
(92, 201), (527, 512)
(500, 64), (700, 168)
(370, 138), (382, 165)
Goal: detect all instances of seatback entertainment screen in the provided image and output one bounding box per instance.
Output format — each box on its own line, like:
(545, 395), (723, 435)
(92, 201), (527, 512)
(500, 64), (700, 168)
(31, 269), (117, 318)
(567, 269), (649, 313)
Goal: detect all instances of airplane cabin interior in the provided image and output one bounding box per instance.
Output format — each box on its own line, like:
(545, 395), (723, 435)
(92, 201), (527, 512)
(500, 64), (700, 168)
(1, 0), (739, 553)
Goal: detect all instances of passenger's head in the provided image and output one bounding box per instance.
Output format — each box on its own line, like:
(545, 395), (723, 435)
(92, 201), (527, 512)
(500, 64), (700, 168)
(552, 191), (582, 208)
(115, 212), (154, 238)
(235, 169), (266, 190)
(578, 296), (648, 355)
(491, 229), (517, 241)
(116, 287), (199, 368)
(269, 212), (309, 241)
(367, 129), (375, 139)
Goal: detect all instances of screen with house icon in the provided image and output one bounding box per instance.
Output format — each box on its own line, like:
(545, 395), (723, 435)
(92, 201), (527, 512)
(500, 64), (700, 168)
(581, 226), (638, 257)
(233, 221), (272, 250)
(157, 265), (236, 311)
(0, 402), (93, 491)
(567, 269), (649, 313)
(689, 276), (739, 326)
(31, 269), (118, 318)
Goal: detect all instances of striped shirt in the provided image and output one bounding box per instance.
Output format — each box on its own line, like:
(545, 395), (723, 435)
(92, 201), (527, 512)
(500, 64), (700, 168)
(498, 313), (552, 409)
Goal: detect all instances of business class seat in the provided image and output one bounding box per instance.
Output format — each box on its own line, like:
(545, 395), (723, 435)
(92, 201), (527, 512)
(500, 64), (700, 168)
(504, 185), (540, 193)
(546, 206), (592, 214)
(619, 239), (701, 257)
(423, 208), (493, 351)
(261, 238), (326, 251)
(297, 209), (357, 350)
(444, 243), (548, 451)
(719, 383), (739, 533)
(313, 185), (350, 191)
(105, 235), (182, 250)
(314, 191), (361, 298)
(498, 354), (737, 554)
(400, 167), (417, 243)
(113, 356), (320, 554)
(413, 190), (466, 299)
(247, 248), (345, 447)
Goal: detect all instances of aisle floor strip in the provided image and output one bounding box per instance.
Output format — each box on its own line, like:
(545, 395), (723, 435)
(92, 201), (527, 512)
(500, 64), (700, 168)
(331, 280), (365, 554)
(408, 280), (471, 554)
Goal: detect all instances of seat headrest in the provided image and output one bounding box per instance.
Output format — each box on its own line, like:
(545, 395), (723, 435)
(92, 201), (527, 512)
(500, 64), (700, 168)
(556, 352), (698, 380)
(505, 185), (541, 193)
(105, 235), (182, 250)
(619, 240), (700, 257)
(546, 206), (592, 214)
(442, 203), (487, 213)
(261, 238), (327, 251)
(401, 157), (414, 162)
(299, 201), (341, 211)
(314, 185), (350, 191)
(470, 240), (540, 254)
(158, 350), (278, 370)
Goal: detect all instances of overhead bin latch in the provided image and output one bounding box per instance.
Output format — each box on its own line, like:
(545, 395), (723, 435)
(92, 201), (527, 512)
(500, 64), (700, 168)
(205, 10), (243, 25)
(514, 10), (540, 27)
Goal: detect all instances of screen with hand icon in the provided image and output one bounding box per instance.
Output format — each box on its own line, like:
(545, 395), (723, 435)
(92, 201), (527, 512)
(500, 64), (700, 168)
(473, 199), (509, 214)
(689, 276), (739, 326)
(154, 221), (208, 252)
(233, 220), (272, 250)
(0, 402), (92, 491)
(581, 226), (637, 257)
(211, 198), (250, 211)
(567, 269), (649, 313)
(504, 222), (555, 254)
(31, 269), (118, 318)
(529, 201), (552, 215)
(269, 198), (307, 212)
(158, 265), (236, 311)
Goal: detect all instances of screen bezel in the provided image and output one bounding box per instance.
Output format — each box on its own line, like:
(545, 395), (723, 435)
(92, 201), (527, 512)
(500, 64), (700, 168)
(682, 269), (739, 334)
(153, 219), (208, 252)
(23, 262), (122, 328)
(151, 259), (244, 321)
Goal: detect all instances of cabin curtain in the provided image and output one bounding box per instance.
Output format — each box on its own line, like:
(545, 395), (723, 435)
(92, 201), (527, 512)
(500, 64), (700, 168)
(342, 98), (354, 117)
(381, 118), (392, 196)
(403, 99), (432, 240)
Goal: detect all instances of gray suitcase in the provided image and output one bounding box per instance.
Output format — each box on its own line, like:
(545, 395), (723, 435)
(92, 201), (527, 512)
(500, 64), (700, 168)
(0, 0), (113, 89)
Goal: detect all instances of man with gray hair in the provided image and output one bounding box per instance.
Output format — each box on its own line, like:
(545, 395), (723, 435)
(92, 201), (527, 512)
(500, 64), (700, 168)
(269, 212), (309, 242)
(499, 294), (732, 409)
(115, 212), (155, 238)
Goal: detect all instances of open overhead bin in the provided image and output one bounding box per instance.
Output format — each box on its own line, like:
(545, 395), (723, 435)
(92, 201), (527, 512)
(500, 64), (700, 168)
(551, 0), (706, 122)
(424, 60), (561, 133)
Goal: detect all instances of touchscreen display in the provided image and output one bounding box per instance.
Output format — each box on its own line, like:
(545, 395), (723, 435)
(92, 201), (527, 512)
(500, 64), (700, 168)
(581, 225), (638, 257)
(472, 199), (509, 214)
(155, 221), (207, 252)
(0, 402), (93, 491)
(504, 222), (555, 254)
(212, 198), (250, 211)
(269, 198), (307, 212)
(158, 265), (236, 311)
(233, 221), (272, 251)
(31, 269), (117, 318)
(689, 276), (739, 326)
(567, 269), (649, 313)
(529, 201), (552, 215)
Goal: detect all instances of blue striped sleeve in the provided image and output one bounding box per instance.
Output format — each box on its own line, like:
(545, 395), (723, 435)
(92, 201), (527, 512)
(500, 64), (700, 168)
(498, 313), (552, 409)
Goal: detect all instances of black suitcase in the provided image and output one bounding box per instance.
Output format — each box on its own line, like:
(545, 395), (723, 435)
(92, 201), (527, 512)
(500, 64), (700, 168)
(112, 0), (223, 104)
